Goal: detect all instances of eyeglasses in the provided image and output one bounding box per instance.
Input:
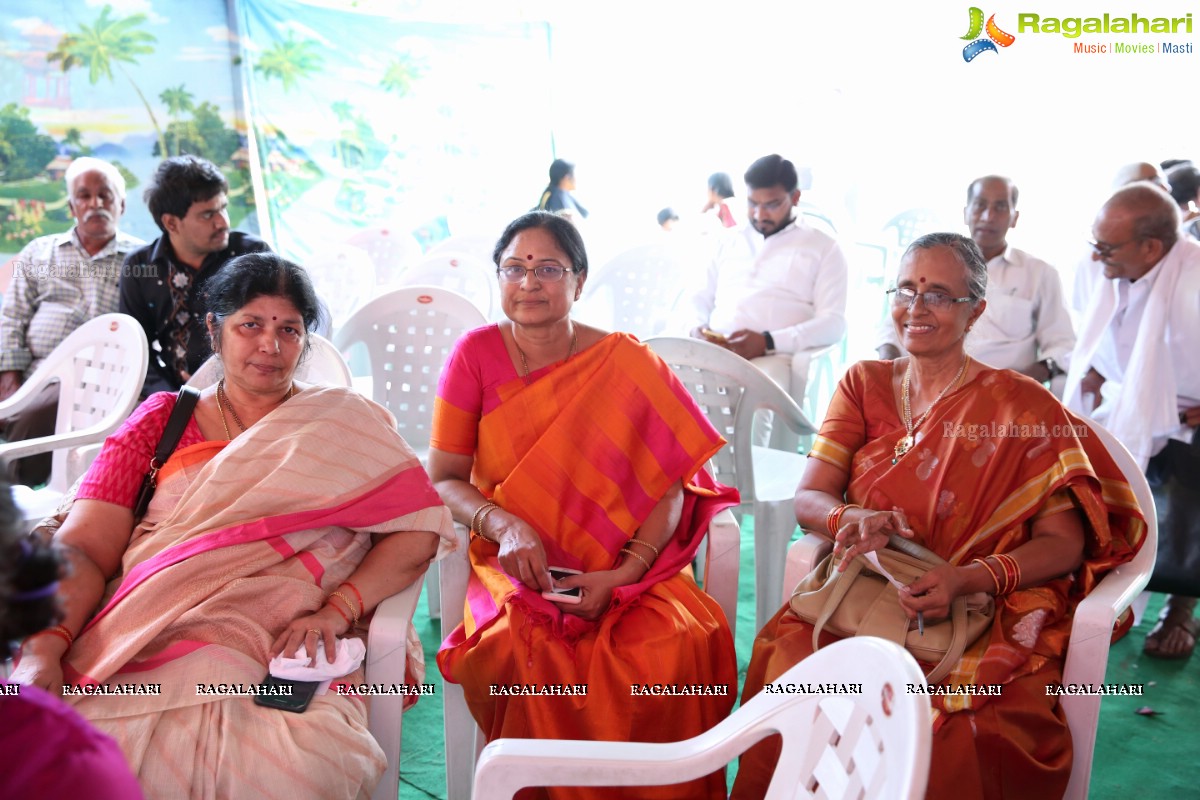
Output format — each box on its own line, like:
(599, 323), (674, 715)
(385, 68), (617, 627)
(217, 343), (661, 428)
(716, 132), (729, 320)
(1088, 237), (1144, 259)
(497, 265), (570, 283)
(886, 287), (975, 310)
(747, 198), (789, 213)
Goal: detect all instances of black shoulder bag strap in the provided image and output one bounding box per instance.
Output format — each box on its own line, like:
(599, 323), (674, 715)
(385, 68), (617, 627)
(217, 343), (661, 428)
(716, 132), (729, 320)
(132, 386), (201, 518)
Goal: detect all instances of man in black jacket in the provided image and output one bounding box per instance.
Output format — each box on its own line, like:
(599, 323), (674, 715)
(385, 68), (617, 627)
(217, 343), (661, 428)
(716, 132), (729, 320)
(121, 155), (271, 396)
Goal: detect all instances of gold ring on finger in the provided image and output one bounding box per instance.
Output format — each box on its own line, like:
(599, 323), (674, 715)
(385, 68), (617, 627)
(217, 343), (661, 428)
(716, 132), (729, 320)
(306, 629), (320, 636)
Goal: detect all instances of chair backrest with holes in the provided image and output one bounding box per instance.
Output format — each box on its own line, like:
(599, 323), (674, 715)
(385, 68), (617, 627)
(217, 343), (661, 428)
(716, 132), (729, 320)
(333, 286), (487, 455)
(346, 226), (424, 286)
(469, 636), (931, 800)
(35, 314), (147, 494)
(646, 336), (810, 514)
(576, 243), (688, 339)
(303, 243), (377, 327)
(394, 251), (496, 320)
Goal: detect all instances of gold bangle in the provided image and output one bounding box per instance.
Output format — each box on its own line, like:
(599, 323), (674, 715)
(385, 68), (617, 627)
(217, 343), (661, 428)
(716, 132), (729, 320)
(471, 501), (494, 533)
(626, 539), (660, 556)
(620, 547), (652, 572)
(330, 590), (360, 625)
(477, 504), (501, 542)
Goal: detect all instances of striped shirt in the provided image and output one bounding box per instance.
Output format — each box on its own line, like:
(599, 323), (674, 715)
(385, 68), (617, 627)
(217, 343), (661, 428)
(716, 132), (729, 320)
(0, 228), (145, 376)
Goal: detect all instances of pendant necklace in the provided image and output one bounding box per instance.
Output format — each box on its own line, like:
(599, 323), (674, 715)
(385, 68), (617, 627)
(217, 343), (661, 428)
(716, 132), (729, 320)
(893, 355), (970, 465)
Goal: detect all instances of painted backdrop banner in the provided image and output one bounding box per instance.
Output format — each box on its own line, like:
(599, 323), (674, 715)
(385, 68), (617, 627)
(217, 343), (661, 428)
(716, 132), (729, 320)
(0, 0), (255, 250)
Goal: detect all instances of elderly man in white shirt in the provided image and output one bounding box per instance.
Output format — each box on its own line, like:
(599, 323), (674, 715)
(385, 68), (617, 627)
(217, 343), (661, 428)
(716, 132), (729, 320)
(0, 157), (144, 485)
(1065, 183), (1200, 661)
(688, 154), (848, 443)
(878, 176), (1075, 389)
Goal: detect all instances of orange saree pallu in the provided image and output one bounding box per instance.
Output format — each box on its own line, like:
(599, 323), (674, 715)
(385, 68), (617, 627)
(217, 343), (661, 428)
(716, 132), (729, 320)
(732, 364), (1145, 800)
(61, 388), (454, 800)
(434, 329), (740, 800)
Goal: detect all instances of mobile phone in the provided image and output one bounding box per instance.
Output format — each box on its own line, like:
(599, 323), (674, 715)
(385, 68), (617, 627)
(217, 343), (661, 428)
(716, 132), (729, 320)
(542, 566), (583, 605)
(701, 328), (728, 343)
(254, 674), (321, 713)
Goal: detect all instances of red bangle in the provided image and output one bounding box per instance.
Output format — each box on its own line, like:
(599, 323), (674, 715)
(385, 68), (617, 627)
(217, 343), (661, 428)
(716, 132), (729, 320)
(328, 600), (351, 626)
(31, 624), (74, 648)
(826, 503), (862, 536)
(343, 582), (365, 615)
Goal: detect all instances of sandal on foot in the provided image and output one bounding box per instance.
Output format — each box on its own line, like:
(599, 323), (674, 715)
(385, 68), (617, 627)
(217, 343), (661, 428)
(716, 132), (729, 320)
(1143, 597), (1199, 660)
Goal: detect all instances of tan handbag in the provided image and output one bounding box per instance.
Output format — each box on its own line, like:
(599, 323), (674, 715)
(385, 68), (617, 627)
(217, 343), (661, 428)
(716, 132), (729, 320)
(788, 535), (994, 683)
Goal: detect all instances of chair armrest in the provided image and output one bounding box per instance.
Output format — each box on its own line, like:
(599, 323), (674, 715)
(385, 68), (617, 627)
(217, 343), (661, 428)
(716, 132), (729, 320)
(783, 532), (833, 605)
(0, 375), (58, 419)
(1061, 544), (1156, 688)
(366, 575), (424, 800)
(702, 509), (740, 637)
(0, 423), (116, 465)
(367, 577), (424, 683)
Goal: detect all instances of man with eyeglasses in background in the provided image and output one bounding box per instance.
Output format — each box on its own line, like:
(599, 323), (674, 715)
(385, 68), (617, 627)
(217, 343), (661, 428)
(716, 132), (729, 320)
(686, 153), (848, 444)
(877, 176), (1075, 393)
(1064, 182), (1200, 662)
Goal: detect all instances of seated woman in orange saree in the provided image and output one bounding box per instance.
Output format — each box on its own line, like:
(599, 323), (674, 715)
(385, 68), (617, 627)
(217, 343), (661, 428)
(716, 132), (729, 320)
(28, 387), (454, 799)
(731, 363), (1145, 800)
(432, 326), (740, 800)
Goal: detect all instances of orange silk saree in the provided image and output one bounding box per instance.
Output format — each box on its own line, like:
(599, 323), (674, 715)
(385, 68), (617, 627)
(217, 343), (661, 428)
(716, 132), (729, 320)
(732, 363), (1144, 800)
(434, 328), (739, 800)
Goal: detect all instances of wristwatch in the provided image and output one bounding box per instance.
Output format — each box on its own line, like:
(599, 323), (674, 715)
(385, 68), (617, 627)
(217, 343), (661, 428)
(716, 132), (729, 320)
(762, 331), (776, 355)
(1042, 357), (1064, 378)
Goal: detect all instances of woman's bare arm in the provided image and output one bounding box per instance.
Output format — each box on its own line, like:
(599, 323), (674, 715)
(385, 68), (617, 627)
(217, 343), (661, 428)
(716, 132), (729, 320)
(427, 446), (553, 592)
(12, 499), (135, 692)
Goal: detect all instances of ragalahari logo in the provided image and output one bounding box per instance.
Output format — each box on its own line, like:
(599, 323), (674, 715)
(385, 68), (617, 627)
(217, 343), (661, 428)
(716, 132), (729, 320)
(961, 7), (1016, 61)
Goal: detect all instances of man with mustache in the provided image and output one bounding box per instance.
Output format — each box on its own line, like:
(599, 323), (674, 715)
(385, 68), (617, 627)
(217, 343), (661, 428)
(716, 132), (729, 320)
(877, 175), (1075, 391)
(0, 157), (144, 485)
(120, 155), (271, 396)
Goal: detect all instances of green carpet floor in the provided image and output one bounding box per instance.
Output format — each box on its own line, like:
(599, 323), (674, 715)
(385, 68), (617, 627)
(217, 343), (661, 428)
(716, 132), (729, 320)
(396, 524), (1198, 799)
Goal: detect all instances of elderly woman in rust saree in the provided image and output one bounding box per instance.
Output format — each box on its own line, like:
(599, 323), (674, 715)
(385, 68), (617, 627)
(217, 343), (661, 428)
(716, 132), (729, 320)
(12, 254), (454, 799)
(732, 233), (1145, 800)
(430, 212), (739, 800)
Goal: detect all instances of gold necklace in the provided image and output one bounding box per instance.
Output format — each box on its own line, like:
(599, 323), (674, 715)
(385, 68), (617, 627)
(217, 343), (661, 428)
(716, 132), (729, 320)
(515, 325), (578, 381)
(894, 355), (970, 465)
(216, 379), (296, 439)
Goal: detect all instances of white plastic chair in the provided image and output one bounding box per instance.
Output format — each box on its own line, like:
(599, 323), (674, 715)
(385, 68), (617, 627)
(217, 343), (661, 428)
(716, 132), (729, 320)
(186, 340), (420, 800)
(392, 251), (498, 321)
(573, 242), (689, 340)
(646, 337), (817, 630)
(429, 233), (496, 266)
(471, 636), (932, 800)
(781, 419), (1157, 800)
(186, 333), (352, 389)
(440, 508), (742, 800)
(303, 243), (377, 328)
(333, 286), (487, 464)
(0, 313), (148, 530)
(347, 225), (424, 287)
(334, 286), (487, 625)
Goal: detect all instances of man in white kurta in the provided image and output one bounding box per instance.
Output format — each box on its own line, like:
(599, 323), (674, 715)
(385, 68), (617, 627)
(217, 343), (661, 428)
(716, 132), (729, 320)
(688, 154), (847, 443)
(1064, 183), (1200, 660)
(878, 176), (1075, 389)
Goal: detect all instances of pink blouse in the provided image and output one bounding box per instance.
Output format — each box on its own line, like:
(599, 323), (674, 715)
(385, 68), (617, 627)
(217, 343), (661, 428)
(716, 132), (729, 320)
(77, 392), (206, 508)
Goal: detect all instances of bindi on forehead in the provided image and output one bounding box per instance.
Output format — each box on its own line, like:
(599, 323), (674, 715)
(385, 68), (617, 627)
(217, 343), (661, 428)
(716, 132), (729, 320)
(272, 316), (277, 320)
(526, 254), (533, 260)
(919, 277), (927, 283)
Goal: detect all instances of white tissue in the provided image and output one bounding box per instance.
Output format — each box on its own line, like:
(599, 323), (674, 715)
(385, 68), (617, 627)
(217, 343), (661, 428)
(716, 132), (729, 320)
(267, 636), (366, 696)
(864, 551), (907, 591)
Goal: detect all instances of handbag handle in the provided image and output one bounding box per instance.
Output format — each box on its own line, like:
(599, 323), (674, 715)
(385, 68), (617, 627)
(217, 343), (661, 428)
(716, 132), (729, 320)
(810, 544), (973, 685)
